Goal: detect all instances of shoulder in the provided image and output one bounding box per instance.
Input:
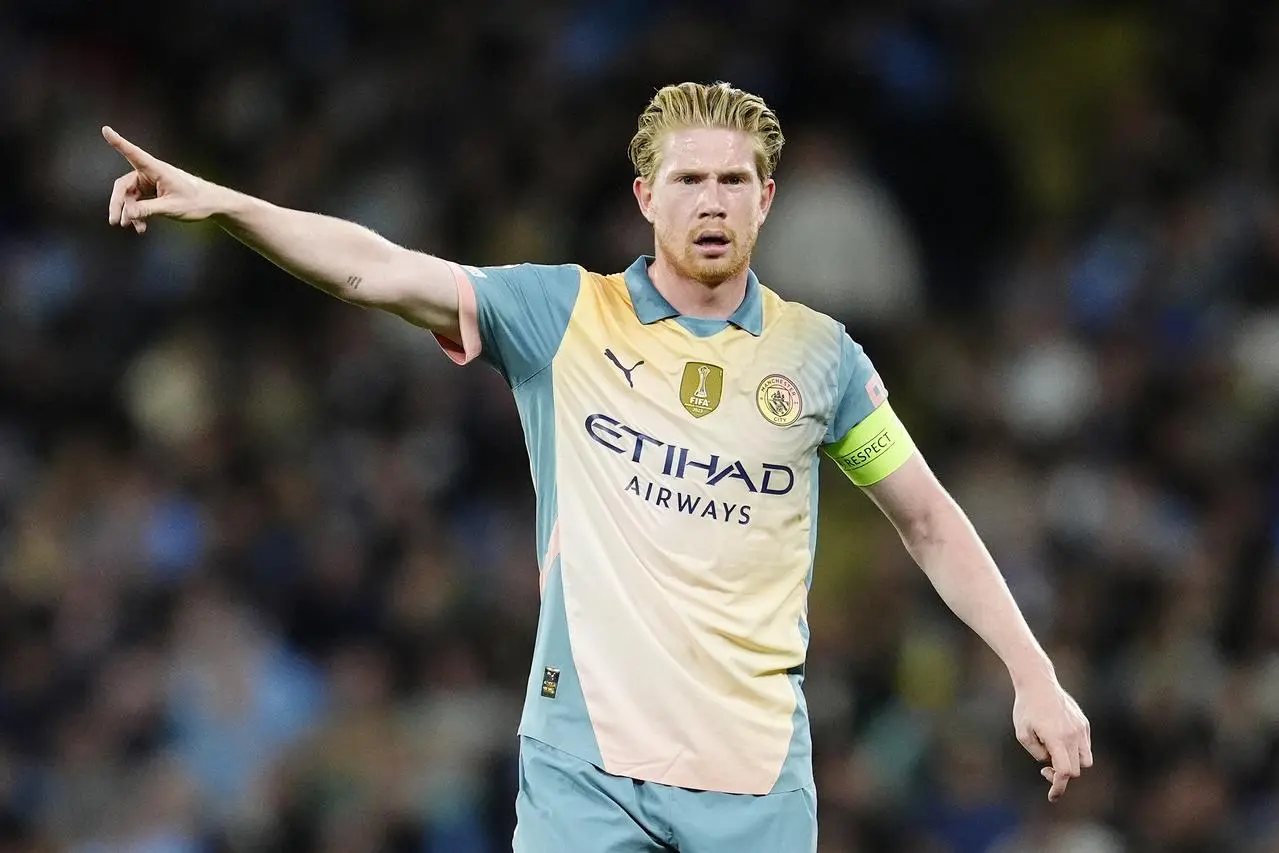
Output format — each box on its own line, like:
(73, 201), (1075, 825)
(458, 261), (585, 285)
(567, 267), (633, 307)
(758, 282), (846, 346)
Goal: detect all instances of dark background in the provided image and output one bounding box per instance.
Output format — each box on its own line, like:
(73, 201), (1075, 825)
(2, 1), (1278, 851)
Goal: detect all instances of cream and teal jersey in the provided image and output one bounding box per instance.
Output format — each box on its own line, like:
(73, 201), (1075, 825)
(434, 256), (915, 796)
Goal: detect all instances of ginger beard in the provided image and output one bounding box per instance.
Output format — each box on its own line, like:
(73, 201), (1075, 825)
(653, 218), (758, 287)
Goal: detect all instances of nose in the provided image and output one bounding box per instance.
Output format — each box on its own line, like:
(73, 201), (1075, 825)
(698, 182), (727, 218)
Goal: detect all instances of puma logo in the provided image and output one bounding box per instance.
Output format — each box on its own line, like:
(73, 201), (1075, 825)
(604, 348), (644, 388)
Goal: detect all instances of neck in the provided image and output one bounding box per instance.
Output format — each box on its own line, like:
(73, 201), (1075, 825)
(647, 254), (749, 321)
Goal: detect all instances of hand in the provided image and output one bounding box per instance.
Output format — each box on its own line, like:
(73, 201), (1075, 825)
(102, 126), (219, 234)
(1013, 676), (1092, 803)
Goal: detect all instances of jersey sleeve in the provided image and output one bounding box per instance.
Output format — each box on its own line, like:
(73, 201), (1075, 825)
(434, 262), (582, 387)
(820, 331), (916, 486)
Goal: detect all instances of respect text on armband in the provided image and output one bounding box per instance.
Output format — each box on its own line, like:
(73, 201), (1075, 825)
(833, 429), (894, 474)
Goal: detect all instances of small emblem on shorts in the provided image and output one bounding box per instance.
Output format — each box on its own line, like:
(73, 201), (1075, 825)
(756, 374), (802, 426)
(679, 362), (724, 418)
(541, 666), (560, 699)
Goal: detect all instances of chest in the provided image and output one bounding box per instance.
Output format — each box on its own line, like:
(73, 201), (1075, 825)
(552, 291), (838, 463)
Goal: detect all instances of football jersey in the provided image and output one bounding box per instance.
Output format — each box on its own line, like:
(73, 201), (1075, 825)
(434, 256), (914, 795)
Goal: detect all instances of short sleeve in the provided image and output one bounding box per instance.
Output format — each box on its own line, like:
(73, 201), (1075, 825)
(821, 330), (916, 486)
(434, 262), (582, 387)
(823, 330), (888, 445)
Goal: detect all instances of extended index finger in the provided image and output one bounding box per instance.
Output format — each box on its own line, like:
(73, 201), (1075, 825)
(101, 126), (160, 172)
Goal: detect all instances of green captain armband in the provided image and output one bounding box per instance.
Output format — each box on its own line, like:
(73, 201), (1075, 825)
(822, 402), (917, 486)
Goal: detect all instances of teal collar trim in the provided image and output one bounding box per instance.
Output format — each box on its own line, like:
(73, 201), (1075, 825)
(622, 256), (763, 336)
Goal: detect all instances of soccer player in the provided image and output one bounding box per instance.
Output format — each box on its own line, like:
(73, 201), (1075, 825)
(103, 81), (1091, 852)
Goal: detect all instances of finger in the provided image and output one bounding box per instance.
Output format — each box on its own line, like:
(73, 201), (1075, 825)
(102, 126), (161, 174)
(1048, 738), (1081, 780)
(1017, 729), (1049, 763)
(1040, 767), (1053, 783)
(1048, 770), (1069, 802)
(1080, 727), (1094, 769)
(121, 201), (152, 228)
(109, 172), (138, 226)
(133, 219), (147, 234)
(122, 196), (176, 224)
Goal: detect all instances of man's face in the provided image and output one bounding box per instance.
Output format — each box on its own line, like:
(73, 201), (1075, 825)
(634, 127), (775, 286)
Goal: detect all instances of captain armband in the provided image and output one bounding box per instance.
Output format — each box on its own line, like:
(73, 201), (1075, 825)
(822, 402), (917, 487)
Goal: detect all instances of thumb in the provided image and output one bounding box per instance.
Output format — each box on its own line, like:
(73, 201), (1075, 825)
(123, 195), (180, 222)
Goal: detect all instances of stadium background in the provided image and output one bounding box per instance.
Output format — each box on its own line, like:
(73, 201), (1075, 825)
(3, 0), (1279, 851)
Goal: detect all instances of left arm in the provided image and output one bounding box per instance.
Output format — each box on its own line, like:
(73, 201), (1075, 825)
(818, 329), (1091, 800)
(862, 453), (1055, 691)
(861, 452), (1093, 801)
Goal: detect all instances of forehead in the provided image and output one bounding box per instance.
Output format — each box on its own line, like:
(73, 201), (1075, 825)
(656, 127), (757, 175)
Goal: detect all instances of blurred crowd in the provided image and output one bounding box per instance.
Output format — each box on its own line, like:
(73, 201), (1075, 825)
(2, 0), (1279, 851)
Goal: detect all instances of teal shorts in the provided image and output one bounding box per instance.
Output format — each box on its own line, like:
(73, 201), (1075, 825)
(513, 736), (818, 853)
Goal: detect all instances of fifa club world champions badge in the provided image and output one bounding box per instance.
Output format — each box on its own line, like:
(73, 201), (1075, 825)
(680, 362), (724, 418)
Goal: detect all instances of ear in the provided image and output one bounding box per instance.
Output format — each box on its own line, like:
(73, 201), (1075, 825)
(634, 177), (655, 223)
(759, 178), (777, 223)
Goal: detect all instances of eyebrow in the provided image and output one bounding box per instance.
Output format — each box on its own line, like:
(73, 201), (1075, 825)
(669, 168), (755, 180)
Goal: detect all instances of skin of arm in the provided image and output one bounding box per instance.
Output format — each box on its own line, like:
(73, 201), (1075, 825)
(103, 126), (463, 341)
(210, 188), (463, 340)
(861, 451), (1092, 801)
(862, 453), (1056, 687)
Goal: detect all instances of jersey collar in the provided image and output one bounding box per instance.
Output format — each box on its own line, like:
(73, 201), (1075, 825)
(623, 256), (764, 336)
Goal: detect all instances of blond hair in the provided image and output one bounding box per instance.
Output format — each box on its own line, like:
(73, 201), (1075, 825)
(628, 81), (785, 185)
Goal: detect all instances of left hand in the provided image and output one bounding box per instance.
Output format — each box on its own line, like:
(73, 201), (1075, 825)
(1012, 676), (1092, 803)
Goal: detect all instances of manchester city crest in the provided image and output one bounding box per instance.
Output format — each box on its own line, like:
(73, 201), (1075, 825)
(756, 374), (802, 426)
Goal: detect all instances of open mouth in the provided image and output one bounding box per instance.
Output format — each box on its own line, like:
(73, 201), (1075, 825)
(694, 233), (731, 248)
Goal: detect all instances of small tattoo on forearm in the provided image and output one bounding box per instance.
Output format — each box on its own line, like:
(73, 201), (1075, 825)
(346, 275), (362, 290)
